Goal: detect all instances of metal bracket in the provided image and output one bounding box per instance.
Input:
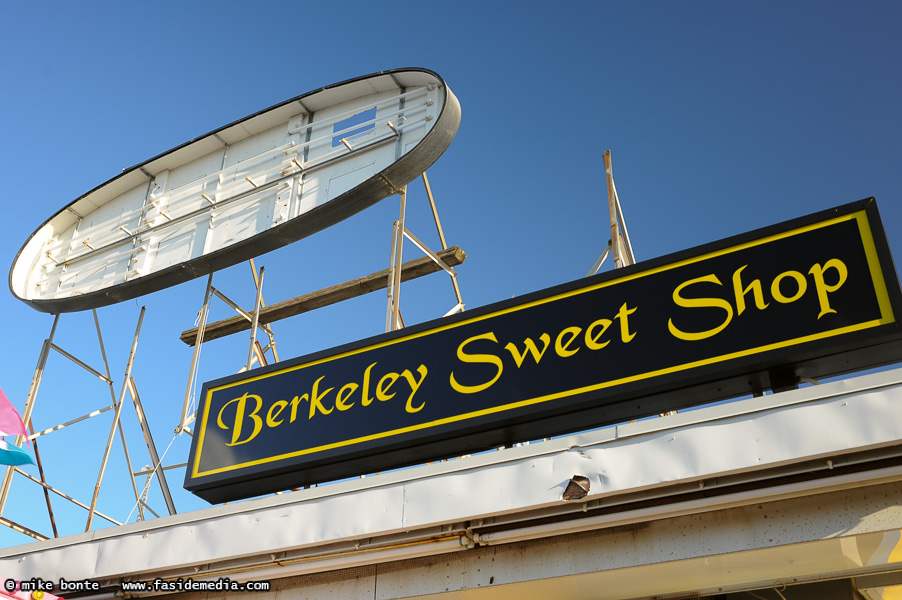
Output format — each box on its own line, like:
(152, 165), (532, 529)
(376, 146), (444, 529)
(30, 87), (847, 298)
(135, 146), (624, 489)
(385, 172), (465, 332)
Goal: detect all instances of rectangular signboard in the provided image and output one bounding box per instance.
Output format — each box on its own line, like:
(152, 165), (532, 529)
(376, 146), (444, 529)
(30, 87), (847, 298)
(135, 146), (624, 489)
(185, 199), (902, 502)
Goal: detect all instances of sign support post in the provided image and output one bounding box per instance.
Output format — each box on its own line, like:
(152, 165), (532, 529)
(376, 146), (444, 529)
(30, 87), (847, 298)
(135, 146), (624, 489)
(590, 150), (636, 276)
(85, 307), (145, 531)
(184, 199), (902, 503)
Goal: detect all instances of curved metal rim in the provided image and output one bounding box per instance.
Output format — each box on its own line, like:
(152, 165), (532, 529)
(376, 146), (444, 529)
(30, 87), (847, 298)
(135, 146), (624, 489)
(10, 67), (460, 313)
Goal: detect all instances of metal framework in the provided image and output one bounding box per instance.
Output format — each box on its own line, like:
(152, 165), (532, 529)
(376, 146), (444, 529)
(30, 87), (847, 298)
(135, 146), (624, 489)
(175, 169), (463, 458)
(0, 308), (176, 540)
(385, 172), (464, 332)
(584, 151), (670, 419)
(587, 150), (636, 276)
(175, 262), (278, 437)
(0, 151), (631, 542)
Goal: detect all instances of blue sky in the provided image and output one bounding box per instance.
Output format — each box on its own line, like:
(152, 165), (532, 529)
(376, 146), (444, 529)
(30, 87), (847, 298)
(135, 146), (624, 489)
(0, 1), (900, 546)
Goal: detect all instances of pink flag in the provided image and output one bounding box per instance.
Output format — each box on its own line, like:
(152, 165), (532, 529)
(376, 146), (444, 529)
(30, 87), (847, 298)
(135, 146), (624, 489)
(0, 386), (28, 439)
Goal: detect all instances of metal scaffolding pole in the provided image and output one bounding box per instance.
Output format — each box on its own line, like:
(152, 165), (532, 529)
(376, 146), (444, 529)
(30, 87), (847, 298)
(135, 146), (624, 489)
(386, 185), (408, 332)
(588, 151), (636, 276)
(0, 314), (60, 516)
(27, 420), (58, 538)
(422, 173), (463, 308)
(93, 309), (145, 521)
(246, 266), (265, 372)
(85, 307), (145, 532)
(177, 273), (215, 435)
(602, 150), (635, 268)
(127, 377), (176, 516)
(250, 258), (279, 363)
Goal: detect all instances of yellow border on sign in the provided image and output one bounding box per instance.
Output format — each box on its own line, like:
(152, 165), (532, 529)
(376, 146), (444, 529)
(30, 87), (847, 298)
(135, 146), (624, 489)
(192, 209), (895, 479)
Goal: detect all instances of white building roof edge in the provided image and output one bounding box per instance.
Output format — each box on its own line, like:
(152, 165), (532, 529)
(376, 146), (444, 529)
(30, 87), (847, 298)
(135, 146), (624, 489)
(3, 368), (901, 581)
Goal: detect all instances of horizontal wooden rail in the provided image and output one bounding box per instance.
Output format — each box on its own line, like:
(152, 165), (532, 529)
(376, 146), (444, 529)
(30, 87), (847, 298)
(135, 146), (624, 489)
(180, 246), (467, 346)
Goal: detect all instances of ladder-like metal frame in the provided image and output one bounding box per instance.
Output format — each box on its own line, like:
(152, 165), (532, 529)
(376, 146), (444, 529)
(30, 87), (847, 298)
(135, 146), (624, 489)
(177, 170), (463, 434)
(0, 151), (641, 542)
(385, 172), (464, 332)
(1, 169), (464, 541)
(0, 307), (176, 540)
(175, 262), (277, 437)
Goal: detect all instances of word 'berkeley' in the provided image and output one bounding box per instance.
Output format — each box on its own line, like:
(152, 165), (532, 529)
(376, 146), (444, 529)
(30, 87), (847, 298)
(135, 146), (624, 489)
(218, 361), (427, 446)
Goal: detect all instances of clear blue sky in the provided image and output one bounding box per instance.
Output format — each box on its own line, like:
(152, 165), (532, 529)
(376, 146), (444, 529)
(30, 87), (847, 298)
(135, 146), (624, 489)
(0, 1), (900, 546)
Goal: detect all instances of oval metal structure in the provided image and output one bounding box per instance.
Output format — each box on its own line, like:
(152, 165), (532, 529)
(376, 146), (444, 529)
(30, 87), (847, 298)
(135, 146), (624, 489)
(10, 68), (461, 313)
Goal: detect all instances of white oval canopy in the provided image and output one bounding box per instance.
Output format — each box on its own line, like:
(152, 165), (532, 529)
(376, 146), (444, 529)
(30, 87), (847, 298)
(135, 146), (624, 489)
(10, 68), (460, 313)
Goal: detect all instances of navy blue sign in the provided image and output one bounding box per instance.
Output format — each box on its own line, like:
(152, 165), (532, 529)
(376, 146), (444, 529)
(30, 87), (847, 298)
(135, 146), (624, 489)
(185, 199), (902, 503)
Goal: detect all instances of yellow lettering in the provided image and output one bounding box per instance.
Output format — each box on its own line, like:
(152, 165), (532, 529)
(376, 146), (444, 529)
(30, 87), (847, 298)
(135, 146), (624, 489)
(266, 399), (288, 427)
(401, 365), (429, 413)
(615, 302), (638, 342)
(504, 333), (551, 367)
(450, 332), (504, 394)
(217, 393), (263, 446)
(732, 265), (769, 315)
(308, 376), (334, 419)
(335, 383), (358, 411)
(377, 373), (400, 401)
(808, 258), (848, 319)
(771, 270), (807, 304)
(290, 394), (307, 422)
(668, 274), (734, 341)
(555, 327), (582, 357)
(585, 318), (613, 349)
(361, 362), (377, 406)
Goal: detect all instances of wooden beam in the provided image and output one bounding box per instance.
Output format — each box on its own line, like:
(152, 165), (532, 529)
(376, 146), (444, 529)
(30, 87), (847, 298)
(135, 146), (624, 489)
(180, 246), (467, 346)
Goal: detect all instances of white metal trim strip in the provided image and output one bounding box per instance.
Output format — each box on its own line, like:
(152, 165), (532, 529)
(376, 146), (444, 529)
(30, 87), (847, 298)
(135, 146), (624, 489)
(2, 369), (900, 581)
